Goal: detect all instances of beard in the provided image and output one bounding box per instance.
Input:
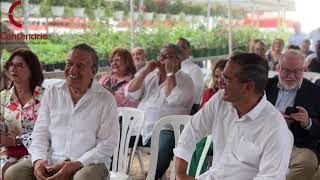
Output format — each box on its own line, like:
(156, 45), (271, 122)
(278, 76), (302, 90)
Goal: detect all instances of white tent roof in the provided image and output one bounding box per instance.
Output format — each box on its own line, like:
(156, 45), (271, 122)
(184, 0), (295, 12)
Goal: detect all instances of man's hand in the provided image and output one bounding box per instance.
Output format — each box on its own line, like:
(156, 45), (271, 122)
(164, 58), (177, 74)
(34, 160), (48, 180)
(144, 61), (160, 74)
(283, 114), (295, 127)
(290, 106), (310, 128)
(175, 157), (195, 180)
(45, 161), (83, 180)
(176, 174), (196, 180)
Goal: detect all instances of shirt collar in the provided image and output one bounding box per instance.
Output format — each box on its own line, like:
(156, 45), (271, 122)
(58, 79), (106, 93)
(155, 69), (183, 76)
(6, 85), (44, 108)
(181, 58), (191, 64)
(237, 93), (268, 122)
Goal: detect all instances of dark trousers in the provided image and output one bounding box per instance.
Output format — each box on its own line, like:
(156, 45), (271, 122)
(155, 130), (175, 179)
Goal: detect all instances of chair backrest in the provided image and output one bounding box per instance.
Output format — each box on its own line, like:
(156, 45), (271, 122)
(112, 107), (145, 174)
(268, 70), (278, 78)
(303, 71), (320, 83)
(146, 115), (192, 180)
(195, 135), (213, 178)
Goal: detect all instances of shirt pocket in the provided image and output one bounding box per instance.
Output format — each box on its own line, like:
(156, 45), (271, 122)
(233, 137), (260, 168)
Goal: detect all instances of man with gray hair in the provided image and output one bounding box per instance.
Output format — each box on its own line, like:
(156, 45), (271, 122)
(5, 43), (119, 180)
(125, 43), (195, 179)
(131, 47), (147, 71)
(266, 49), (320, 180)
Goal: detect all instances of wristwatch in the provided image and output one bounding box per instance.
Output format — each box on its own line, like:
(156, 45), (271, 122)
(166, 72), (175, 77)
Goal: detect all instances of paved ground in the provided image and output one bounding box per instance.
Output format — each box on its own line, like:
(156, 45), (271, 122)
(130, 153), (172, 180)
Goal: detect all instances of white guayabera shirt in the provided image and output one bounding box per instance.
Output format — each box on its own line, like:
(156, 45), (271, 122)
(29, 80), (119, 169)
(125, 69), (195, 145)
(181, 58), (204, 104)
(174, 90), (294, 180)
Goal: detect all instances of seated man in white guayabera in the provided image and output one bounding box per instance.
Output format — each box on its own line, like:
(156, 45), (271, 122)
(175, 53), (293, 180)
(4, 43), (119, 180)
(125, 44), (195, 179)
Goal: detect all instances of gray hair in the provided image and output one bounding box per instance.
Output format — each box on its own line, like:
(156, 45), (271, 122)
(72, 43), (99, 73)
(280, 49), (304, 67)
(132, 47), (145, 53)
(162, 43), (184, 61)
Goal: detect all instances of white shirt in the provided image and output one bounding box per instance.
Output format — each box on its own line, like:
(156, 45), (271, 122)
(174, 90), (293, 180)
(308, 29), (320, 49)
(29, 80), (119, 169)
(181, 59), (204, 104)
(288, 32), (306, 47)
(125, 69), (195, 145)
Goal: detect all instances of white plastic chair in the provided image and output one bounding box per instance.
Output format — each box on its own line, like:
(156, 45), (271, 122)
(146, 115), (192, 180)
(135, 146), (150, 175)
(195, 135), (213, 179)
(109, 107), (145, 180)
(268, 70), (278, 78)
(303, 72), (320, 83)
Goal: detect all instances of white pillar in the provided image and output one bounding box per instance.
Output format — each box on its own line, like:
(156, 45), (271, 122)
(130, 0), (135, 49)
(24, 0), (29, 34)
(228, 0), (232, 55)
(207, 0), (212, 30)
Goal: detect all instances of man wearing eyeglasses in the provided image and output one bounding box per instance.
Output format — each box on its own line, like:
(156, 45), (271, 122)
(265, 49), (320, 180)
(125, 44), (195, 179)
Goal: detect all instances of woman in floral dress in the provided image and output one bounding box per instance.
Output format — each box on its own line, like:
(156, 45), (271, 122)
(0, 49), (44, 178)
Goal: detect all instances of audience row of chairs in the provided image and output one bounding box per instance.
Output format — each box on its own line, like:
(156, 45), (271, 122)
(110, 107), (205, 180)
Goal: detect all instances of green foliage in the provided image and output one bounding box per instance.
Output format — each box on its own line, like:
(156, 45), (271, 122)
(48, 0), (65, 6)
(67, 0), (88, 8)
(1, 25), (289, 64)
(30, 0), (42, 4)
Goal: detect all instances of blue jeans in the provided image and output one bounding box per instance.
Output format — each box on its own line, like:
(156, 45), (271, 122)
(155, 130), (175, 179)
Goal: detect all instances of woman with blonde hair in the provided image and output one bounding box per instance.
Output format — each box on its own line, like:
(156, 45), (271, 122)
(200, 59), (228, 109)
(267, 38), (284, 70)
(249, 39), (267, 59)
(99, 48), (138, 107)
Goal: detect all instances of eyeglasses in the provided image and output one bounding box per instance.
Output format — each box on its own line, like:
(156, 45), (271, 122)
(157, 54), (177, 60)
(7, 62), (26, 70)
(281, 67), (303, 76)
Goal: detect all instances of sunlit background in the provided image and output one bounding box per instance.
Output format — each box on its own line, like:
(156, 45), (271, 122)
(288, 0), (320, 33)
